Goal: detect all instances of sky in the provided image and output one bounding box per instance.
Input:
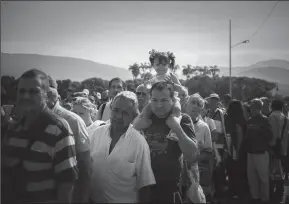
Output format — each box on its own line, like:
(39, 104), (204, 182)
(1, 1), (289, 70)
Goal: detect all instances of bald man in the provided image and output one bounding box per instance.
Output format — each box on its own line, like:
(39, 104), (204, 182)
(136, 84), (150, 112)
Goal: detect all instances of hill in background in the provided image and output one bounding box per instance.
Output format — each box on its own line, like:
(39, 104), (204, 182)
(1, 52), (289, 96)
(1, 52), (131, 81)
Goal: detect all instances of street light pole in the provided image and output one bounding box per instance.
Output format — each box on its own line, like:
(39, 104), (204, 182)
(229, 19), (232, 96)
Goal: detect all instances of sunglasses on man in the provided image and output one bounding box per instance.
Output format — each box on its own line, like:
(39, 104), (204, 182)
(136, 92), (147, 97)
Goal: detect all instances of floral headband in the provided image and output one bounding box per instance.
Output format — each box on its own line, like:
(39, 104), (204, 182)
(149, 49), (175, 60)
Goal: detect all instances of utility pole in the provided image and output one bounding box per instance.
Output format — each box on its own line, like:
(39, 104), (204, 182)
(229, 19), (232, 96)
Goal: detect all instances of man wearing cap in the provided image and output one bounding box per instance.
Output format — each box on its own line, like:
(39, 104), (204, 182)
(47, 76), (91, 203)
(207, 93), (229, 201)
(245, 98), (273, 204)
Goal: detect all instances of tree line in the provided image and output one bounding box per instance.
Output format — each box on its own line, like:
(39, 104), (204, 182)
(1, 64), (287, 105)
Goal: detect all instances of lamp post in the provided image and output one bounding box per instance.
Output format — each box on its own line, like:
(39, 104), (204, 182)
(229, 19), (250, 96)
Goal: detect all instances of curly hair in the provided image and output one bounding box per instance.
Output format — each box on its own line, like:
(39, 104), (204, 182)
(72, 97), (96, 112)
(149, 49), (175, 68)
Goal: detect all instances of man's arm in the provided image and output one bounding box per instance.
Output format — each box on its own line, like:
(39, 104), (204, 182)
(166, 115), (198, 162)
(74, 120), (91, 203)
(53, 122), (78, 203)
(136, 136), (156, 203)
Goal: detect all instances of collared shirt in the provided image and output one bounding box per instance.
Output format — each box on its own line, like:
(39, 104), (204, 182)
(2, 108), (78, 203)
(52, 101), (90, 153)
(269, 111), (289, 156)
(89, 124), (156, 203)
(87, 120), (106, 138)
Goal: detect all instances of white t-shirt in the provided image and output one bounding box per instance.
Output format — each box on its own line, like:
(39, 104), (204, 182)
(203, 116), (216, 133)
(194, 119), (213, 151)
(89, 124), (156, 203)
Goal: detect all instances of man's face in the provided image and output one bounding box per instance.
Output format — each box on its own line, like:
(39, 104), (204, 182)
(136, 86), (149, 108)
(208, 98), (219, 109)
(110, 97), (135, 128)
(179, 89), (188, 108)
(16, 77), (47, 113)
(109, 80), (124, 99)
(185, 98), (201, 119)
(251, 106), (261, 116)
(72, 104), (90, 124)
(150, 88), (174, 118)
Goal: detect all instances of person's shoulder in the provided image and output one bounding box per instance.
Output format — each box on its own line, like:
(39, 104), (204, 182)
(41, 109), (71, 136)
(57, 105), (85, 125)
(180, 113), (193, 124)
(198, 119), (210, 129)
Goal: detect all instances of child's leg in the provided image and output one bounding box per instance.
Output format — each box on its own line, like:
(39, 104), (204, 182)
(132, 102), (153, 130)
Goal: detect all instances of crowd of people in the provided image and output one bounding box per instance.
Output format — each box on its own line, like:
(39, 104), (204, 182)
(1, 50), (289, 204)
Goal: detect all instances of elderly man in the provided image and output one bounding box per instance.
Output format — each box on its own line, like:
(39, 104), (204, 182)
(46, 76), (90, 202)
(246, 98), (273, 204)
(184, 93), (213, 198)
(134, 81), (198, 203)
(2, 69), (78, 203)
(207, 93), (229, 201)
(97, 78), (126, 121)
(89, 91), (155, 203)
(136, 84), (150, 112)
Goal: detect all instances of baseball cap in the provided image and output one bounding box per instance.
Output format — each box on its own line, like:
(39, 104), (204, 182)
(207, 93), (220, 100)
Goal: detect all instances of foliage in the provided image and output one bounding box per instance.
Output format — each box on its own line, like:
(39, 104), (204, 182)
(0, 62), (280, 105)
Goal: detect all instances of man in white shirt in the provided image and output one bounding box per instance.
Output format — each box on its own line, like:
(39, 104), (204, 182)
(90, 91), (155, 203)
(96, 78), (126, 121)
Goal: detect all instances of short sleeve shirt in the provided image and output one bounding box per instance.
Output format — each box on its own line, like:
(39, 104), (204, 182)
(53, 101), (90, 153)
(89, 124), (155, 203)
(2, 108), (78, 203)
(143, 113), (196, 201)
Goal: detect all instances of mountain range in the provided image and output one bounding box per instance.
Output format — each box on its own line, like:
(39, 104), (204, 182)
(1, 52), (289, 96)
(1, 52), (131, 81)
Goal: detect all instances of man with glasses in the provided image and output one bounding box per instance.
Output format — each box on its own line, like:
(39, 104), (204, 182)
(136, 84), (150, 112)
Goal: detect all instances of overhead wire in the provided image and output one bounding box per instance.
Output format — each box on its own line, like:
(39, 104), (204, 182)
(250, 0), (280, 38)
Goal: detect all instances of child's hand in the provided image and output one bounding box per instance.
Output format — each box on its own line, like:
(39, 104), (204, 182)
(164, 73), (181, 85)
(171, 98), (181, 118)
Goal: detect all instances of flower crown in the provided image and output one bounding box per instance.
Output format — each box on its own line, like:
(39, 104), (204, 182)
(149, 49), (175, 59)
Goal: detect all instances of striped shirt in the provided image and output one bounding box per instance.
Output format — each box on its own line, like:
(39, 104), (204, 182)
(2, 108), (78, 203)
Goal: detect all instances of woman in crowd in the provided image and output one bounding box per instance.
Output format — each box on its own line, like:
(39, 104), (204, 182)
(225, 99), (248, 200)
(184, 93), (214, 201)
(72, 97), (105, 136)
